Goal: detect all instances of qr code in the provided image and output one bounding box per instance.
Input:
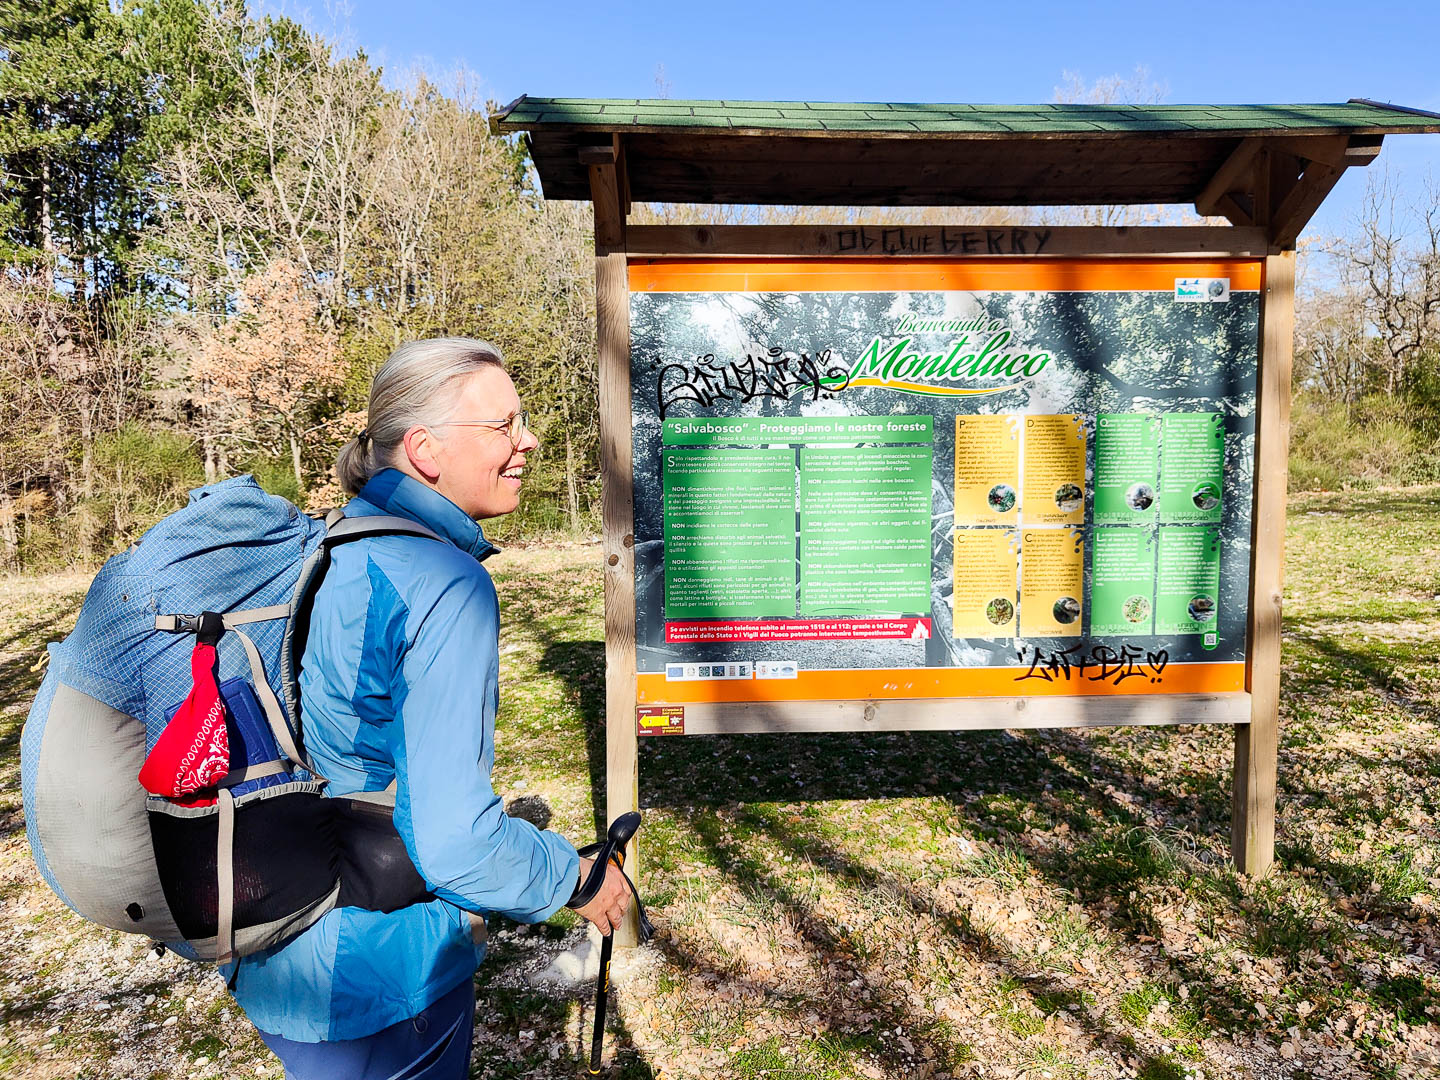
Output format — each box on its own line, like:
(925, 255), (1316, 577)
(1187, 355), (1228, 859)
(1203, 632), (1217, 647)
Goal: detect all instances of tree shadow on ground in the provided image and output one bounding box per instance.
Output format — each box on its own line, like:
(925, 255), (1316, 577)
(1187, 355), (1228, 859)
(475, 923), (657, 1079)
(666, 793), (1209, 1077)
(1287, 630), (1436, 718)
(0, 612), (64, 713)
(532, 635), (1433, 1066)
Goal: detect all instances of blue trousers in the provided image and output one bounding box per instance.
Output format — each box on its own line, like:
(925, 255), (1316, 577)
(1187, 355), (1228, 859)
(257, 977), (476, 1080)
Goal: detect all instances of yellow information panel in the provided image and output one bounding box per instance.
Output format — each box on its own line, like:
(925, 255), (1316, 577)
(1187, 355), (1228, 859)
(954, 415), (1020, 526)
(628, 259), (1259, 706)
(1019, 529), (1086, 638)
(952, 528), (1019, 638)
(1022, 415), (1087, 527)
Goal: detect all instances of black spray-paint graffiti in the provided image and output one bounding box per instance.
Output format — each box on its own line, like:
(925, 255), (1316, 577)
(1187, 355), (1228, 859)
(1014, 643), (1170, 686)
(832, 226), (1054, 256)
(655, 348), (850, 421)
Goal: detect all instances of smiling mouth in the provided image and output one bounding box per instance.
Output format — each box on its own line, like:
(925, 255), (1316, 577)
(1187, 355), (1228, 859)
(502, 467), (523, 481)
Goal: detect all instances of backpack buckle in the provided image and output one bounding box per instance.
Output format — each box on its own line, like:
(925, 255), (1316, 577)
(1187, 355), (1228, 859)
(155, 612), (226, 644)
(155, 613), (200, 633)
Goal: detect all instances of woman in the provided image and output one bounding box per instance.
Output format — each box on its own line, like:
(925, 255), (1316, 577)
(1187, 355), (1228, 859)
(230, 338), (630, 1079)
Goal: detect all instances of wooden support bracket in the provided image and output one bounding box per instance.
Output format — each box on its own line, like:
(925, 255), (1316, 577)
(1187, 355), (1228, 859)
(1270, 161), (1348, 249)
(1196, 137), (1264, 218)
(1214, 193), (1254, 228)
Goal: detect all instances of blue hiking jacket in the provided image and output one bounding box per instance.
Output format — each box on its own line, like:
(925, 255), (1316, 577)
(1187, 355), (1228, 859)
(230, 469), (580, 1041)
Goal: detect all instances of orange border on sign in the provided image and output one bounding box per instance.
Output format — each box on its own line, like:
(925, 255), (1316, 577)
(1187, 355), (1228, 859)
(637, 662), (1245, 704)
(628, 259), (1263, 294)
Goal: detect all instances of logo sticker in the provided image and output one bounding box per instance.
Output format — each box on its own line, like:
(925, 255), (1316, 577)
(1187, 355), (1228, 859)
(1175, 278), (1230, 303)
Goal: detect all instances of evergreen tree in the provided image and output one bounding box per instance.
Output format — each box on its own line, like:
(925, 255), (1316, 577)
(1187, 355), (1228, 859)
(0, 0), (151, 297)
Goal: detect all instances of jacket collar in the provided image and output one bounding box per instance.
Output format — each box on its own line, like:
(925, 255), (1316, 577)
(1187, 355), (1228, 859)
(350, 469), (499, 562)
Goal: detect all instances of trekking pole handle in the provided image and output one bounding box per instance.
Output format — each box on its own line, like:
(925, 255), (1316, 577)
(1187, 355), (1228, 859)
(567, 811), (641, 909)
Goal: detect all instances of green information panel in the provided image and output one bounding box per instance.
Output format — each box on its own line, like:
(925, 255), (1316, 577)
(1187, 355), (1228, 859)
(1157, 527), (1222, 646)
(663, 447), (795, 618)
(1094, 413), (1160, 525)
(1090, 528), (1157, 636)
(799, 446), (932, 616)
(1160, 413), (1224, 524)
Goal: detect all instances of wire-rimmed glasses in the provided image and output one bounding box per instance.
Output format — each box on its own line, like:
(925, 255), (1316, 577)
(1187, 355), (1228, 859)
(432, 410), (531, 448)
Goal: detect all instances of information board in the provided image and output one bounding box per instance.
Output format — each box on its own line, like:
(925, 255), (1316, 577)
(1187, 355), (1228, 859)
(629, 260), (1260, 711)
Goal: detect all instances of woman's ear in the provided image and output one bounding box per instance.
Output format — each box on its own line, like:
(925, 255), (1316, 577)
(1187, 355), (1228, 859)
(400, 425), (443, 484)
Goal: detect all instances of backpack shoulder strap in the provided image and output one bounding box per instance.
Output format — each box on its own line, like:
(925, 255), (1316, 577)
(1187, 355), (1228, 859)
(322, 514), (443, 547)
(276, 514), (443, 758)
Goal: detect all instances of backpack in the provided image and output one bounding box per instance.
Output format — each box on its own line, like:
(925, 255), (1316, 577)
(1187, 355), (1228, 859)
(20, 475), (437, 965)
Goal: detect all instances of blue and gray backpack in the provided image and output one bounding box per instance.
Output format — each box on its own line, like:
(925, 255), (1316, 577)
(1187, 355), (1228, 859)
(21, 475), (437, 965)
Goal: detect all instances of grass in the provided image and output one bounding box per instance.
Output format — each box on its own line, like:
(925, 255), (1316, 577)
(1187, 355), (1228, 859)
(3, 489), (1440, 1077)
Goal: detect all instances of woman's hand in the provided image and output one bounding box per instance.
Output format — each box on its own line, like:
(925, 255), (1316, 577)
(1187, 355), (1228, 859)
(572, 857), (631, 935)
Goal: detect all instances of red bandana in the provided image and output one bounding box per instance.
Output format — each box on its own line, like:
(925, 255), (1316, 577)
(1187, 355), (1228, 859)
(138, 641), (230, 806)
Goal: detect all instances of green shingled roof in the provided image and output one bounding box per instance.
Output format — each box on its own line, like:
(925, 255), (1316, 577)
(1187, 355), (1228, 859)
(493, 97), (1440, 137)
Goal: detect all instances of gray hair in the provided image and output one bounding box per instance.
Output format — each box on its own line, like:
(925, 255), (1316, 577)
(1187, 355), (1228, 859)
(335, 337), (505, 496)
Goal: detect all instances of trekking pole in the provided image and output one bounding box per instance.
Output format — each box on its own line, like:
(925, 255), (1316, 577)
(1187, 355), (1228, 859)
(567, 811), (653, 1075)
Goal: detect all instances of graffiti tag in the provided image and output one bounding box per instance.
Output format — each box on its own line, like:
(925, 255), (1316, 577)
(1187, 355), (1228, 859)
(655, 348), (849, 421)
(1014, 643), (1170, 686)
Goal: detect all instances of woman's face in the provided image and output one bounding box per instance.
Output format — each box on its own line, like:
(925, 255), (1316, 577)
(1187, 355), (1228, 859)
(429, 367), (539, 520)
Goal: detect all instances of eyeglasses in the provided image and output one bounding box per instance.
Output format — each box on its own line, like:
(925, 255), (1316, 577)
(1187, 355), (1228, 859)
(433, 410), (531, 448)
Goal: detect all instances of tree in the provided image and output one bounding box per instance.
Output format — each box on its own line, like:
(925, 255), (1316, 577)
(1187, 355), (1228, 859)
(152, 6), (393, 323)
(0, 0), (156, 296)
(1333, 168), (1440, 396)
(191, 259), (339, 488)
(1044, 67), (1207, 228)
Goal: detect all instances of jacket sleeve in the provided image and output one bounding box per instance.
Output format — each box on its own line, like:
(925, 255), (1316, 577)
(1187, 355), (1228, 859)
(387, 564), (579, 921)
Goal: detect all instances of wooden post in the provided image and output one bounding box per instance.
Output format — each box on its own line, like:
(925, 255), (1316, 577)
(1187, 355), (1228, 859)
(1232, 250), (1294, 876)
(588, 138), (641, 945)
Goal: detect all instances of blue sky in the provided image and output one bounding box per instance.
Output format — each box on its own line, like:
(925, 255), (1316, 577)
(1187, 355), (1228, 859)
(315, 0), (1440, 238)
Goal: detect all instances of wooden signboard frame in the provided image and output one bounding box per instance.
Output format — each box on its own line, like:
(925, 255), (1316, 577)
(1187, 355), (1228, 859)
(560, 122), (1395, 944)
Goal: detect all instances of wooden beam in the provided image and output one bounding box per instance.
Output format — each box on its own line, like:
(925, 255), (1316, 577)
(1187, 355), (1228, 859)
(1341, 135), (1384, 166)
(1196, 137), (1264, 217)
(577, 144), (617, 166)
(1263, 150), (1305, 228)
(587, 136), (624, 252)
(675, 693), (1250, 736)
(1270, 162), (1349, 249)
(625, 224), (1273, 259)
(1252, 148), (1273, 228)
(618, 137), (632, 217)
(1268, 134), (1383, 169)
(1214, 193), (1255, 227)
(591, 142), (640, 946)
(1232, 251), (1295, 878)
